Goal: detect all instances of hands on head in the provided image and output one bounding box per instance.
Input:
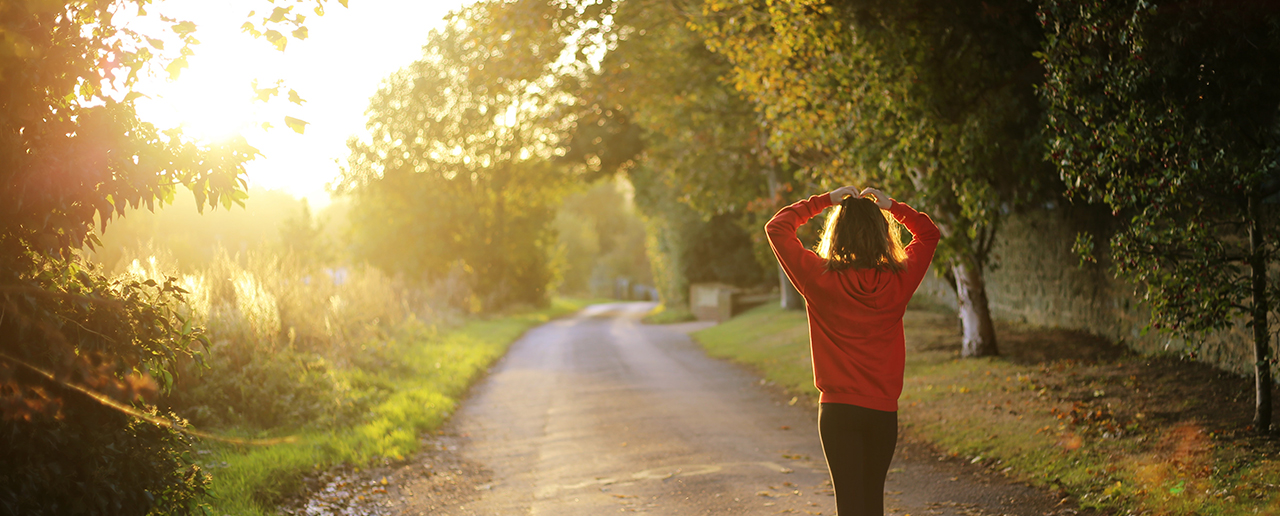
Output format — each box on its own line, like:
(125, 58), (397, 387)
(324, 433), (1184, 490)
(828, 186), (892, 210)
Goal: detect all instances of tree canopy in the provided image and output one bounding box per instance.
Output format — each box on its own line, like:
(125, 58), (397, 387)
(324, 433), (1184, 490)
(337, 0), (593, 310)
(692, 0), (1054, 356)
(0, 0), (328, 511)
(1040, 0), (1280, 431)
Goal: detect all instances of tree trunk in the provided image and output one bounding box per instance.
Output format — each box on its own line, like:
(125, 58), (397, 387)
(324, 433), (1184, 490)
(952, 259), (998, 357)
(779, 264), (804, 310)
(1248, 195), (1273, 433)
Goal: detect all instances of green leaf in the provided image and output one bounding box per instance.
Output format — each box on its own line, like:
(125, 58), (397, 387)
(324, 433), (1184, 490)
(284, 116), (309, 134)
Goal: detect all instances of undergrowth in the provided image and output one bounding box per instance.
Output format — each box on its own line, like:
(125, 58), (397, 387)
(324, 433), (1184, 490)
(200, 298), (589, 515)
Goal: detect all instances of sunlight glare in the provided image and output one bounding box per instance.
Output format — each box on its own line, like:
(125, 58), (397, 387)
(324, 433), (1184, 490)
(144, 57), (261, 144)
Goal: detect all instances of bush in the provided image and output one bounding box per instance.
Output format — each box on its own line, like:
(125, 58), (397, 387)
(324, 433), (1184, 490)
(99, 247), (463, 434)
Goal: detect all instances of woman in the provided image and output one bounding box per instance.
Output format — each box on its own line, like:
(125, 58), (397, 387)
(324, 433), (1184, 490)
(765, 186), (940, 516)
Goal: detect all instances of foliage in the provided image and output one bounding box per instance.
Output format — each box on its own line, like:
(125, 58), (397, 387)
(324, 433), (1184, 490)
(551, 179), (651, 297)
(0, 0), (329, 511)
(1, 402), (209, 515)
(88, 186), (314, 271)
(631, 166), (769, 304)
(199, 298), (590, 515)
(1039, 0), (1280, 428)
(0, 261), (211, 515)
(691, 0), (1056, 356)
(135, 249), (412, 432)
(338, 0), (593, 311)
(554, 0), (781, 304)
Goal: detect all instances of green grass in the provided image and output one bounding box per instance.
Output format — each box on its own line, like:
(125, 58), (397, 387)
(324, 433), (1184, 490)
(691, 302), (1280, 516)
(641, 303), (698, 325)
(200, 298), (592, 515)
(692, 303), (815, 399)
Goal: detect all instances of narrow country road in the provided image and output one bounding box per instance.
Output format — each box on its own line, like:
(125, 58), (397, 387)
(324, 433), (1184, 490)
(380, 302), (1088, 516)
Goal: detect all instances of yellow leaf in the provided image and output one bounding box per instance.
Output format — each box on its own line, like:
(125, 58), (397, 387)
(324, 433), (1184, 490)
(284, 116), (309, 134)
(165, 56), (187, 79)
(264, 30), (286, 51)
(268, 6), (290, 23)
(287, 89), (306, 105)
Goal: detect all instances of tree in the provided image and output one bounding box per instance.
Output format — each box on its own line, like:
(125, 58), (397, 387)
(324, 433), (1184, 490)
(1040, 0), (1280, 432)
(559, 0), (794, 308)
(692, 0), (1054, 356)
(0, 0), (325, 511)
(336, 0), (580, 310)
(279, 199), (332, 265)
(551, 180), (651, 297)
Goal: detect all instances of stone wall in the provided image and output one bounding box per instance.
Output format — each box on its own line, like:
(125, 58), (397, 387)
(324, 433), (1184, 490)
(917, 203), (1273, 380)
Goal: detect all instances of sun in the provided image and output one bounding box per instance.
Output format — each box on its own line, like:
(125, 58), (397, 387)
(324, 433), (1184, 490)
(143, 58), (264, 144)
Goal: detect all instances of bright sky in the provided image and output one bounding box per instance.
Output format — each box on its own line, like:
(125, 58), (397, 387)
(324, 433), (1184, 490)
(135, 0), (472, 208)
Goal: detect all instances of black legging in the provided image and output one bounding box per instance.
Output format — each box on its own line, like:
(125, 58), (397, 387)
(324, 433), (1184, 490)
(818, 402), (898, 516)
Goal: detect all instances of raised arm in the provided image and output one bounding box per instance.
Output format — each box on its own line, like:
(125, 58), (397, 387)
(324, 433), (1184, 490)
(765, 193), (833, 296)
(888, 200), (941, 292)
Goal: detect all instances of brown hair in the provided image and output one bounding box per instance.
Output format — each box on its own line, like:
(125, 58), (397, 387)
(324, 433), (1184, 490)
(816, 196), (907, 272)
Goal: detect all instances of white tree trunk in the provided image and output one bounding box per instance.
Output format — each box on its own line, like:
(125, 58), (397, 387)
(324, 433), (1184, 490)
(779, 264), (804, 310)
(952, 259), (998, 357)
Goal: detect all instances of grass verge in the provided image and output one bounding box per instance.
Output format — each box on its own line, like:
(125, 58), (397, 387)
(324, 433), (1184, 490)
(691, 301), (1280, 516)
(641, 303), (697, 325)
(199, 298), (593, 515)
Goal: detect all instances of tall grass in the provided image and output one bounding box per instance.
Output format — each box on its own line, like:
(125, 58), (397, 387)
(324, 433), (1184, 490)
(203, 299), (585, 514)
(116, 248), (457, 432)
(111, 246), (589, 513)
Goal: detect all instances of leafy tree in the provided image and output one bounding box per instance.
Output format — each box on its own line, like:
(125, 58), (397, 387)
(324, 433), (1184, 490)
(1040, 0), (1280, 431)
(279, 199), (332, 265)
(336, 0), (582, 310)
(0, 0), (326, 511)
(551, 180), (651, 296)
(559, 0), (793, 307)
(693, 0), (1054, 356)
(629, 164), (769, 304)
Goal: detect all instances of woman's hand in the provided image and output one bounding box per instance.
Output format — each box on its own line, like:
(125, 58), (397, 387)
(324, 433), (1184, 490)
(828, 186), (860, 205)
(859, 187), (892, 210)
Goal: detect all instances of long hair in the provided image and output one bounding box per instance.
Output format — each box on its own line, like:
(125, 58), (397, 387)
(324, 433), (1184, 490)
(816, 196), (908, 272)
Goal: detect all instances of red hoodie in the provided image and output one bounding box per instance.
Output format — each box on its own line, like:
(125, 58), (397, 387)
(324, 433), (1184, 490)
(765, 194), (941, 411)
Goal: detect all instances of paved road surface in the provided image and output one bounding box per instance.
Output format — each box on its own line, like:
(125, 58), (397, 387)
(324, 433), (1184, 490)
(387, 302), (1086, 516)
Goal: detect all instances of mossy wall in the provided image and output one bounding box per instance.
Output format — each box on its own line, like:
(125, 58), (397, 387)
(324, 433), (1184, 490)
(917, 203), (1275, 381)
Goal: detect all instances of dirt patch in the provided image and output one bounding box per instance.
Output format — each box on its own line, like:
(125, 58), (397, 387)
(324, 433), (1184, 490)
(278, 431), (490, 516)
(916, 305), (1277, 437)
(996, 322), (1129, 365)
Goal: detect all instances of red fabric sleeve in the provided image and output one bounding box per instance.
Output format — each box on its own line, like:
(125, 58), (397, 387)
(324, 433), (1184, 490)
(888, 200), (941, 293)
(765, 194), (832, 296)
